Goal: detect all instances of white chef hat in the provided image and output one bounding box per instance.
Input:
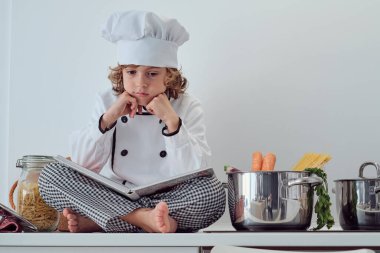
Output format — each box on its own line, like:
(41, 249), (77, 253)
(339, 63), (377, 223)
(101, 10), (189, 68)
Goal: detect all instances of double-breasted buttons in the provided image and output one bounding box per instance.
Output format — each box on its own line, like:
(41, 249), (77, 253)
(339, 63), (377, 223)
(160, 150), (167, 158)
(121, 149), (128, 156)
(121, 116), (128, 123)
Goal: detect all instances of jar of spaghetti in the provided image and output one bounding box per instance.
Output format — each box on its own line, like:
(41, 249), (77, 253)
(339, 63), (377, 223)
(16, 155), (59, 232)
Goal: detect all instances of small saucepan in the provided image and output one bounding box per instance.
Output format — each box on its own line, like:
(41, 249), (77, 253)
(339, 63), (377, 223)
(334, 161), (380, 230)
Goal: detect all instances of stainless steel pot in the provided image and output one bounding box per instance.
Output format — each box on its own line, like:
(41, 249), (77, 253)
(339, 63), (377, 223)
(227, 171), (323, 231)
(334, 161), (380, 230)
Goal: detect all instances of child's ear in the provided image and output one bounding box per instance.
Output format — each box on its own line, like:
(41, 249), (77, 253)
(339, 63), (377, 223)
(164, 76), (169, 86)
(164, 68), (171, 82)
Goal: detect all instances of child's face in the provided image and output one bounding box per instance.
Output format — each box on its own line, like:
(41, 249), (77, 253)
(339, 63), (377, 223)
(122, 65), (167, 106)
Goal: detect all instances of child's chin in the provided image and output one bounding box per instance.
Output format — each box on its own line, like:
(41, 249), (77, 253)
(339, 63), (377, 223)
(137, 98), (152, 107)
(138, 101), (148, 107)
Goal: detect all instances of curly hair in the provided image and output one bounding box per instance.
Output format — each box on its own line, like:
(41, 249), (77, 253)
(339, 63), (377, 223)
(108, 64), (188, 100)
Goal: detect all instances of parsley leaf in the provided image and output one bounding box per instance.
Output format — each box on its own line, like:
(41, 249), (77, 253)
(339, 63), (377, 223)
(304, 168), (335, 230)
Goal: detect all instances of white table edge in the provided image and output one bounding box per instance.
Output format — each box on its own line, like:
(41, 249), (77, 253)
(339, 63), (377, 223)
(1, 232), (380, 247)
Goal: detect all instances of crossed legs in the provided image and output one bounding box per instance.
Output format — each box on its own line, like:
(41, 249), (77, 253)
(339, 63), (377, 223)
(39, 163), (225, 233)
(62, 201), (177, 233)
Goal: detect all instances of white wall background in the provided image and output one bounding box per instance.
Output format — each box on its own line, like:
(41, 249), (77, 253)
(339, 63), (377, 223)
(0, 0), (11, 206)
(2, 0), (380, 227)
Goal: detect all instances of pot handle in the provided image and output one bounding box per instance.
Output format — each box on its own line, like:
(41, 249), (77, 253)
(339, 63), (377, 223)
(286, 176), (323, 188)
(358, 161), (380, 178)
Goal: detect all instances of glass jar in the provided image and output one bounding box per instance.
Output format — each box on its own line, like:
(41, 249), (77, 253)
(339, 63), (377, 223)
(16, 155), (59, 232)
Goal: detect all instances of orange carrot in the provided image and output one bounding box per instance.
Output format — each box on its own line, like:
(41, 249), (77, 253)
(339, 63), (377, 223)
(251, 152), (263, 171)
(262, 153), (276, 171)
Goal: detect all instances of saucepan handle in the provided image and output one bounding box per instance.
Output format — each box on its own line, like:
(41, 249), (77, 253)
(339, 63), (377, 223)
(286, 176), (323, 188)
(359, 161), (380, 178)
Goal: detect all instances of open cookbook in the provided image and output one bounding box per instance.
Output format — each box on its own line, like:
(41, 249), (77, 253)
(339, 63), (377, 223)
(54, 155), (214, 200)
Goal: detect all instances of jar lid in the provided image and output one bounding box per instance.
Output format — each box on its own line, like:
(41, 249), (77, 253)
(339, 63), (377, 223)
(16, 155), (55, 169)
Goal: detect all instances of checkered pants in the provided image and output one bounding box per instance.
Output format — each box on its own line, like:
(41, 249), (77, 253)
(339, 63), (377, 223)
(38, 163), (226, 232)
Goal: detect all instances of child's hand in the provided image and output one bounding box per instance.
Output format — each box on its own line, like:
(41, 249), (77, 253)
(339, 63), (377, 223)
(146, 94), (180, 133)
(102, 92), (142, 129)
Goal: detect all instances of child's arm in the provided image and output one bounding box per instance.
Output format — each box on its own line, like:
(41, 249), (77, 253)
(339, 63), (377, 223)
(146, 93), (180, 133)
(162, 95), (212, 175)
(101, 91), (141, 131)
(69, 90), (116, 172)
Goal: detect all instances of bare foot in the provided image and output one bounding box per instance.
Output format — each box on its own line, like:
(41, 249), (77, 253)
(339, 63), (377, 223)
(151, 202), (177, 233)
(62, 208), (103, 233)
(122, 202), (177, 233)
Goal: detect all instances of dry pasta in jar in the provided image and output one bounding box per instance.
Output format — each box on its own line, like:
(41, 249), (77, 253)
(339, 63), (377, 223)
(16, 155), (59, 232)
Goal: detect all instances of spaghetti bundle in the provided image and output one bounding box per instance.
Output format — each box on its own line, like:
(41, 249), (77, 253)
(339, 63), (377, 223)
(292, 153), (331, 171)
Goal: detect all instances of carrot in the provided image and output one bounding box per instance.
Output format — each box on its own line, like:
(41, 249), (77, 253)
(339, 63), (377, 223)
(262, 153), (276, 171)
(251, 152), (263, 171)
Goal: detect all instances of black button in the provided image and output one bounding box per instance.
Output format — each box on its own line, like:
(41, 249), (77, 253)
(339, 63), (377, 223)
(121, 116), (128, 123)
(121, 149), (128, 156)
(160, 150), (167, 158)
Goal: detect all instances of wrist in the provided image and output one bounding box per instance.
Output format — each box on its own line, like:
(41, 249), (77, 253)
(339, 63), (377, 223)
(101, 113), (117, 131)
(103, 113), (117, 126)
(162, 117), (182, 137)
(164, 116), (180, 133)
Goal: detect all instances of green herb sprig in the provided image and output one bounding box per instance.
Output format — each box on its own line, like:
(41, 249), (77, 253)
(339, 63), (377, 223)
(304, 168), (335, 230)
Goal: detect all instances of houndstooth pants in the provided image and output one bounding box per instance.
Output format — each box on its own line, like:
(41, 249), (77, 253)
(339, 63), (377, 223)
(38, 163), (226, 232)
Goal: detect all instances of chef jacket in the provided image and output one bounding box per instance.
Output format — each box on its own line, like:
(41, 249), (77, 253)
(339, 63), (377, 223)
(70, 88), (211, 186)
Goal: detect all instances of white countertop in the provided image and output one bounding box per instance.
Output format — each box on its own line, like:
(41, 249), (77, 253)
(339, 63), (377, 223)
(1, 213), (379, 249)
(1, 228), (380, 248)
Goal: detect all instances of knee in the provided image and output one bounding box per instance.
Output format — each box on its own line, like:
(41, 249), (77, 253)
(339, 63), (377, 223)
(39, 163), (54, 189)
(193, 176), (226, 206)
(37, 163), (61, 207)
(178, 187), (226, 231)
(170, 177), (227, 231)
(38, 163), (72, 191)
(39, 163), (59, 187)
(186, 176), (226, 218)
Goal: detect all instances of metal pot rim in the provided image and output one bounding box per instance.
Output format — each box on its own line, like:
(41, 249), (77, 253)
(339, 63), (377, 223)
(334, 178), (380, 182)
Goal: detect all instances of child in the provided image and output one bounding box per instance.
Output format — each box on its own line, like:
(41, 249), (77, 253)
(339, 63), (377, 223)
(38, 10), (226, 233)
